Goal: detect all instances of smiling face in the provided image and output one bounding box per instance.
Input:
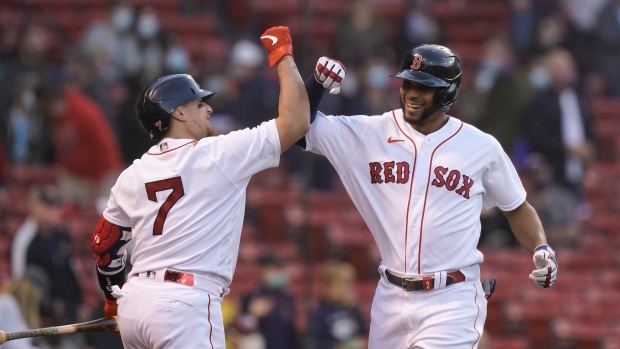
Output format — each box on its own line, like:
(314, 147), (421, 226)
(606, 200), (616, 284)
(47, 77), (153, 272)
(173, 98), (217, 140)
(399, 79), (444, 128)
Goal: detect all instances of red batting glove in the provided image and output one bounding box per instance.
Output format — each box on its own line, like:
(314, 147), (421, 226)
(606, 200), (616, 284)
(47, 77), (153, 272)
(104, 298), (118, 318)
(260, 26), (293, 67)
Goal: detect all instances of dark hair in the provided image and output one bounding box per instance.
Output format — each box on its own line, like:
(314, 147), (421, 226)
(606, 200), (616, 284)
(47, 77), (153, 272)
(258, 252), (283, 267)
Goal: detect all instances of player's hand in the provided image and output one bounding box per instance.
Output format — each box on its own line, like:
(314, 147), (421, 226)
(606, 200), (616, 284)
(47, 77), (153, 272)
(529, 244), (557, 288)
(104, 298), (118, 318)
(260, 26), (293, 67)
(314, 56), (346, 94)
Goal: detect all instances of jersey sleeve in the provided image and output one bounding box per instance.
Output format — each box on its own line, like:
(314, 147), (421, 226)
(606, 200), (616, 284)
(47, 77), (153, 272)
(102, 172), (131, 227)
(481, 137), (527, 211)
(202, 119), (280, 184)
(303, 112), (368, 174)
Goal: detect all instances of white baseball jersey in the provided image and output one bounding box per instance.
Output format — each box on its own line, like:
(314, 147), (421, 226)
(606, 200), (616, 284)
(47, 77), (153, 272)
(304, 110), (526, 276)
(103, 120), (280, 286)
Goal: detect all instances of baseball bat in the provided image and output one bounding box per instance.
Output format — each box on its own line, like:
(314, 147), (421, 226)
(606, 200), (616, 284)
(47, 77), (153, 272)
(0, 316), (118, 345)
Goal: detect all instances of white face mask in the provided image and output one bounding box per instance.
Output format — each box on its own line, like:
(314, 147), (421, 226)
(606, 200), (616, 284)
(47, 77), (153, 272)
(137, 14), (160, 39)
(21, 90), (36, 111)
(165, 47), (189, 72)
(529, 65), (550, 89)
(113, 7), (133, 32)
(367, 64), (389, 89)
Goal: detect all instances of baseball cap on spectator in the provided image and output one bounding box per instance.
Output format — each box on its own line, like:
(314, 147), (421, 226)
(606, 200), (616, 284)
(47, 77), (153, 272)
(34, 184), (63, 206)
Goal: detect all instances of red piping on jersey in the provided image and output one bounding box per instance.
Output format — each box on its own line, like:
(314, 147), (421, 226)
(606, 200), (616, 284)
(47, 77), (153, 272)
(418, 120), (463, 274)
(208, 294), (214, 349)
(391, 110), (417, 273)
(146, 140), (197, 155)
(472, 285), (481, 348)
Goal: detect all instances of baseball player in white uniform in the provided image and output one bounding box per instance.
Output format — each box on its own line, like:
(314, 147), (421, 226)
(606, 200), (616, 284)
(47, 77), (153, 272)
(90, 26), (309, 349)
(301, 45), (558, 348)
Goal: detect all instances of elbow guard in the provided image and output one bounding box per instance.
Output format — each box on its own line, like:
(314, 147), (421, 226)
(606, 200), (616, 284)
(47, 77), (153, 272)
(92, 216), (132, 300)
(92, 216), (132, 273)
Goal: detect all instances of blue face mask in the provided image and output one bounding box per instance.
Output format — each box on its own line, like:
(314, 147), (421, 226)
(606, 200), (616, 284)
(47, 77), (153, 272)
(166, 47), (189, 72)
(113, 7), (133, 32)
(529, 66), (550, 89)
(367, 65), (389, 89)
(265, 271), (287, 289)
(137, 14), (160, 39)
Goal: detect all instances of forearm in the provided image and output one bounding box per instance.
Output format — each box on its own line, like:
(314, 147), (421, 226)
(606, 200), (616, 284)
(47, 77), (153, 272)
(294, 74), (326, 148)
(502, 200), (547, 253)
(305, 73), (326, 124)
(275, 56), (310, 152)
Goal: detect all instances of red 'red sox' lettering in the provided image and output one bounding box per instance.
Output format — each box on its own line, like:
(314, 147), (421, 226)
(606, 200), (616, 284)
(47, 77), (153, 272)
(369, 161), (411, 184)
(431, 166), (473, 199)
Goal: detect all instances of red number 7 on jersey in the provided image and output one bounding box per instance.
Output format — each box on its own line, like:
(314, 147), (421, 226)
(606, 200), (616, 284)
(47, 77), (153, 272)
(145, 177), (185, 235)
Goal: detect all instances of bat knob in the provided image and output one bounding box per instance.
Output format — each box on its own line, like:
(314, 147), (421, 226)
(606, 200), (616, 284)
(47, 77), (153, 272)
(0, 330), (6, 344)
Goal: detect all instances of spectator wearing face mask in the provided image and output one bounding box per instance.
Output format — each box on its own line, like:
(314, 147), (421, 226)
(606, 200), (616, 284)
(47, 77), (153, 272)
(0, 74), (53, 165)
(0, 23), (55, 166)
(162, 34), (190, 75)
(307, 261), (368, 349)
(81, 0), (141, 82)
(522, 47), (595, 198)
(133, 6), (166, 85)
(359, 57), (400, 116)
(236, 252), (299, 349)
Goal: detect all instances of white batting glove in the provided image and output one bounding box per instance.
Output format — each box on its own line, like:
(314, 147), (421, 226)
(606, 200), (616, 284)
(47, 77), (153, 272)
(529, 244), (558, 288)
(315, 56), (346, 94)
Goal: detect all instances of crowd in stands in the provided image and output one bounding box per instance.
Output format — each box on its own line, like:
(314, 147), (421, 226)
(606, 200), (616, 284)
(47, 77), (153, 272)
(1, 0), (620, 348)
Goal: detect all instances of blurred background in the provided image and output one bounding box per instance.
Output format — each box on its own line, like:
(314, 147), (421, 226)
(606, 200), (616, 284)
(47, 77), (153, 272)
(0, 0), (619, 348)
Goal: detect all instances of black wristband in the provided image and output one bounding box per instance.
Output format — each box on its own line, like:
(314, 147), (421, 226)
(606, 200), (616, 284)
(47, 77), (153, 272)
(96, 266), (127, 301)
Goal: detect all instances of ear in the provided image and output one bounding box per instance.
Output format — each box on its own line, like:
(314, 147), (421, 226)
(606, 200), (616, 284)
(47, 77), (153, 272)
(171, 107), (188, 122)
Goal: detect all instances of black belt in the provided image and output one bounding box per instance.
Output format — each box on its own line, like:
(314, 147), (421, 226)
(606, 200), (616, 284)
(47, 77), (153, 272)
(385, 269), (465, 291)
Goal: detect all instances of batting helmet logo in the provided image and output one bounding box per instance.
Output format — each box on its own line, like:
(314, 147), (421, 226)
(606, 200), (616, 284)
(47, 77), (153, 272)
(155, 120), (163, 131)
(411, 54), (423, 70)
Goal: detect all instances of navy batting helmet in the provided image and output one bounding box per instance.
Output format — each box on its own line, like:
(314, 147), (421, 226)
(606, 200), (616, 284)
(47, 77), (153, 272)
(136, 74), (217, 140)
(392, 44), (462, 112)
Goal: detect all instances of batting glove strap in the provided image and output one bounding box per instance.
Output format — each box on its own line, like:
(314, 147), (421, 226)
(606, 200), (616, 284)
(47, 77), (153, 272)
(97, 267), (127, 301)
(260, 26), (293, 67)
(534, 244), (555, 255)
(529, 244), (558, 288)
(314, 56), (346, 94)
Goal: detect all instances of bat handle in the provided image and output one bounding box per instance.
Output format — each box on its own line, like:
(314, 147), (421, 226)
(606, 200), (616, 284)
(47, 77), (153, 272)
(0, 330), (5, 344)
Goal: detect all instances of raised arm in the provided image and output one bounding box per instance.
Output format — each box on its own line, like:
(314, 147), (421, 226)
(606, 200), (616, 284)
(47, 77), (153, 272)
(295, 57), (347, 148)
(260, 26), (310, 153)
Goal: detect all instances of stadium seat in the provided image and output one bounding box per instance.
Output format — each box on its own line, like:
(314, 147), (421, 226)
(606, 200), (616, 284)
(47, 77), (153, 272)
(553, 317), (610, 349)
(488, 336), (529, 349)
(132, 0), (178, 12)
(159, 13), (216, 36)
(430, 0), (508, 21)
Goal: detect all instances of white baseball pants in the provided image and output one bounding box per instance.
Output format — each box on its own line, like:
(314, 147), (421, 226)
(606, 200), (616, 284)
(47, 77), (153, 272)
(368, 276), (487, 349)
(116, 272), (226, 349)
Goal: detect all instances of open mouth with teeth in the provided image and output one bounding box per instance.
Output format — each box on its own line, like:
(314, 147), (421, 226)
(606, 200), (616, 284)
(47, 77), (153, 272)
(406, 102), (423, 112)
